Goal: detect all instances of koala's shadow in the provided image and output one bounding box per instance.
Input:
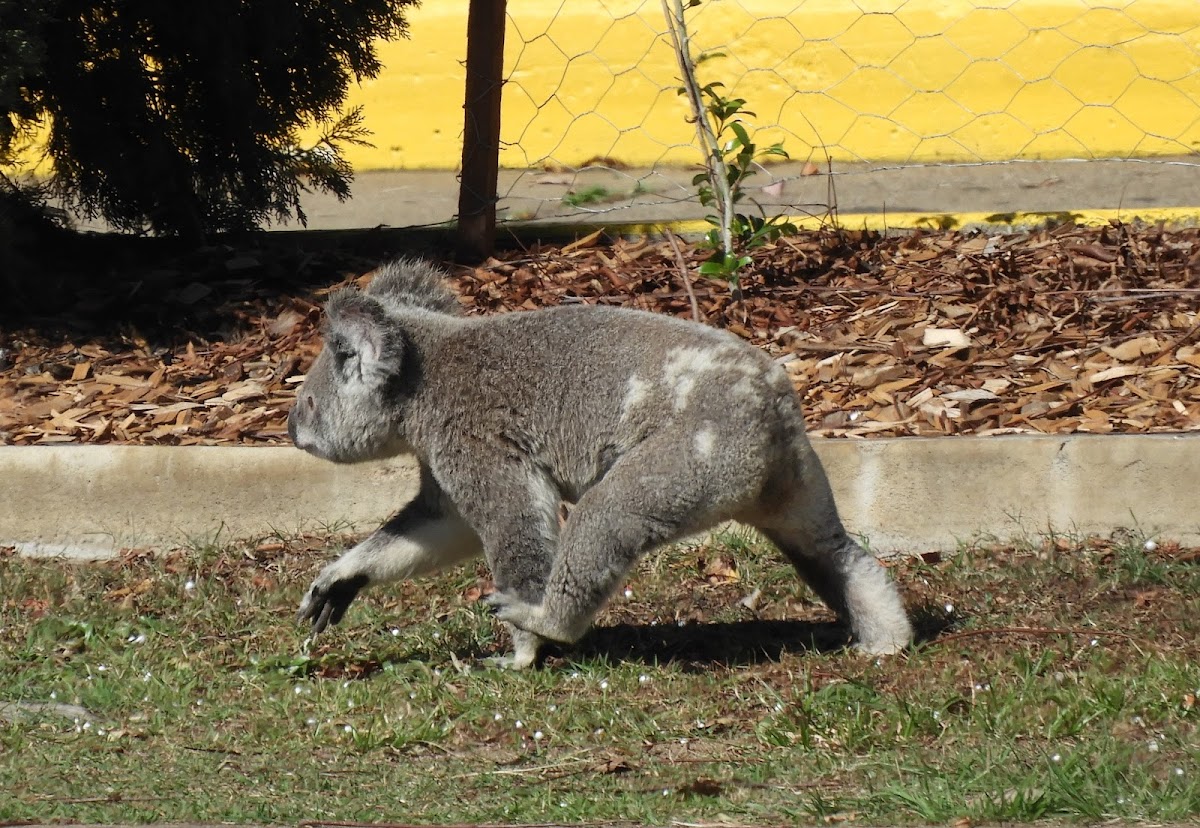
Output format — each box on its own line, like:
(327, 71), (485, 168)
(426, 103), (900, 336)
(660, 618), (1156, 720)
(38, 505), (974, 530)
(543, 619), (849, 669)
(534, 605), (957, 669)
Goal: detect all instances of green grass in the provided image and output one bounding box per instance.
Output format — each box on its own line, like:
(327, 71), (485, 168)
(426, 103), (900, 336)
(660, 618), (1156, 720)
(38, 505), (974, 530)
(562, 185), (616, 207)
(1, 530), (1197, 824)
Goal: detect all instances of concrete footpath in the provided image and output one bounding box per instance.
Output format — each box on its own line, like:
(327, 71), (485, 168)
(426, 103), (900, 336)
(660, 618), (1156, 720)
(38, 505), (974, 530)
(63, 158), (1200, 236)
(3, 434), (1197, 560)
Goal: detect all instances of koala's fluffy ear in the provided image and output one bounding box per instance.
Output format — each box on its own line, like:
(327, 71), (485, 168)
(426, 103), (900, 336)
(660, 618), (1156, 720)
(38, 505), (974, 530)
(324, 289), (404, 383)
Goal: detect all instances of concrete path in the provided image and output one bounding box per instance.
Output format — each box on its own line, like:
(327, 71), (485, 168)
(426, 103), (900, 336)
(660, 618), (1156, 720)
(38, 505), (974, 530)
(64, 158), (1200, 235)
(4, 434), (1197, 560)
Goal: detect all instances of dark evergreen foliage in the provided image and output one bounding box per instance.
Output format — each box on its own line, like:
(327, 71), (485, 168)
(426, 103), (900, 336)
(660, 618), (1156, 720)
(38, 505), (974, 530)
(0, 0), (417, 237)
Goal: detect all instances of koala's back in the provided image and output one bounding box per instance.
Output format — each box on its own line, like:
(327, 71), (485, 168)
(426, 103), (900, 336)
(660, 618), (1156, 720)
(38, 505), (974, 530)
(411, 304), (801, 497)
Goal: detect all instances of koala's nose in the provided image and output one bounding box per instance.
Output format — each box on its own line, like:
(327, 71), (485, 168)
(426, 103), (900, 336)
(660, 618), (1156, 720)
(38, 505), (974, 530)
(287, 410), (299, 445)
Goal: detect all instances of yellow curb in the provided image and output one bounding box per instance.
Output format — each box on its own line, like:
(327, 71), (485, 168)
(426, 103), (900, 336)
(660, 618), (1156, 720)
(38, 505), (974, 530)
(498, 206), (1200, 243)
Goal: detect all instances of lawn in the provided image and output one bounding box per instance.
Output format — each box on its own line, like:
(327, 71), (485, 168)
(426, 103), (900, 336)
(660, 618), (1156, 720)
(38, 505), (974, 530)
(1, 527), (1196, 824)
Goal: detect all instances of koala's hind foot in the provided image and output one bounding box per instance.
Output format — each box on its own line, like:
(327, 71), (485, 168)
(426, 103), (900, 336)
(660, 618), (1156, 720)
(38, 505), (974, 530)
(749, 438), (914, 656)
(486, 591), (591, 646)
(483, 624), (545, 670)
(758, 529), (912, 656)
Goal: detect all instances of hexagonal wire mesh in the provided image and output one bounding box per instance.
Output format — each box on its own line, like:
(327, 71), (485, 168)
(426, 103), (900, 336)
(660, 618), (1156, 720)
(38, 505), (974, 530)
(481, 0), (1200, 227)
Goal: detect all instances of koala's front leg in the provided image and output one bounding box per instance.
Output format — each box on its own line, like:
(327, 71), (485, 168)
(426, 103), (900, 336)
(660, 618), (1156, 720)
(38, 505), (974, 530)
(298, 466), (482, 634)
(435, 463), (562, 668)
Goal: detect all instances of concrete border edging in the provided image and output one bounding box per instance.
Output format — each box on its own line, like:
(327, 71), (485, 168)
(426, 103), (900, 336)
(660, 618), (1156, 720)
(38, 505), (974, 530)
(2, 434), (1197, 560)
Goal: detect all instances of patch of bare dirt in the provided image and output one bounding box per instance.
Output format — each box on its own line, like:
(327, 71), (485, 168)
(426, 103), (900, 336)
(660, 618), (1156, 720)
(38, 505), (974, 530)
(2, 222), (1198, 444)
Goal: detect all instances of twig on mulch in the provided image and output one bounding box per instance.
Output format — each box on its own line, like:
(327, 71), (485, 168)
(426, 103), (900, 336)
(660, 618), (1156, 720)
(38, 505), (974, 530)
(663, 227), (703, 324)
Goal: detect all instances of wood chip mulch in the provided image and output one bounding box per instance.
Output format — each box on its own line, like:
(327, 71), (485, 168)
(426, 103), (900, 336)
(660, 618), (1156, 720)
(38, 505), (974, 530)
(2, 222), (1198, 445)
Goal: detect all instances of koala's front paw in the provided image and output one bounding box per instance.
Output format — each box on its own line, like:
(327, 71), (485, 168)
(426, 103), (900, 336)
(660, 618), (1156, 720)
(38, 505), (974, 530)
(296, 571), (370, 634)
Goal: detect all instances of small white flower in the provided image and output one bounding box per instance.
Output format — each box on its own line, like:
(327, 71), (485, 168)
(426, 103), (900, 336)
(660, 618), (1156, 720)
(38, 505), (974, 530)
(638, 675), (650, 684)
(1148, 739), (1160, 752)
(533, 730), (544, 741)
(494, 712), (503, 721)
(599, 680), (609, 690)
(1174, 767), (1184, 777)
(184, 580), (196, 591)
(390, 628), (401, 637)
(514, 720), (524, 729)
(306, 718), (317, 726)
(97, 664), (107, 672)
(1051, 753), (1061, 762)
(343, 725), (353, 733)
(944, 603), (955, 614)
(49, 691), (57, 700)
(623, 588), (633, 599)
(1144, 540), (1158, 552)
(547, 704), (557, 712)
(593, 728), (605, 736)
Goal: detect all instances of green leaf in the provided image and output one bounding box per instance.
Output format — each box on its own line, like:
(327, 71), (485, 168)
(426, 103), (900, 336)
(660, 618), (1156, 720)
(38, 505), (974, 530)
(729, 121), (751, 147)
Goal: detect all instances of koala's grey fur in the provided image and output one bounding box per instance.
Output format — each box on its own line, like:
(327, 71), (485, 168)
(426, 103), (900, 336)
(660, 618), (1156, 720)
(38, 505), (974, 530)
(289, 257), (913, 668)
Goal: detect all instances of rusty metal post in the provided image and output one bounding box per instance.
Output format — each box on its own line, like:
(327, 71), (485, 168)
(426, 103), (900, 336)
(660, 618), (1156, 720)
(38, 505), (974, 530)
(456, 0), (508, 262)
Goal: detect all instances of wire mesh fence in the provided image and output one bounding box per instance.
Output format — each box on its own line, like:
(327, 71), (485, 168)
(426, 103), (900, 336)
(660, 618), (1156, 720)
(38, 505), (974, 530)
(482, 0), (1200, 227)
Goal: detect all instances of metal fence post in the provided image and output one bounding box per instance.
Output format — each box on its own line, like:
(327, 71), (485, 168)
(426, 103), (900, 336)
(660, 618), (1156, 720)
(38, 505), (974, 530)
(456, 0), (507, 262)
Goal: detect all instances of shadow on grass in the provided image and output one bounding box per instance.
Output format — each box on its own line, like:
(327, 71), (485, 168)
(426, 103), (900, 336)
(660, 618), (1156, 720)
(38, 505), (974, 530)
(554, 601), (959, 668)
(539, 618), (850, 669)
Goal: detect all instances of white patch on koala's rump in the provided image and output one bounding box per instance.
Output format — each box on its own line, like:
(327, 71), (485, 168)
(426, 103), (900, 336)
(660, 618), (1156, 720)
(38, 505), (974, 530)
(620, 375), (652, 421)
(693, 424), (716, 458)
(663, 345), (759, 412)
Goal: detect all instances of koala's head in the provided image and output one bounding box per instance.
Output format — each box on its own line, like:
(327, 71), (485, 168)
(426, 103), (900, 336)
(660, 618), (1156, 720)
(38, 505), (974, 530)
(288, 289), (408, 463)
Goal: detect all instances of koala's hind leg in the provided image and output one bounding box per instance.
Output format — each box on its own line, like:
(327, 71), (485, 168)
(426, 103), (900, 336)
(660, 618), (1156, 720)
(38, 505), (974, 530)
(297, 465), (482, 634)
(489, 439), (752, 646)
(752, 441), (913, 655)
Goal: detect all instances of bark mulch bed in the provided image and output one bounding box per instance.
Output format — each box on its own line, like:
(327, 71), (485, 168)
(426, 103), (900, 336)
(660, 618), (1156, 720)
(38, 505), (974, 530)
(2, 222), (1198, 445)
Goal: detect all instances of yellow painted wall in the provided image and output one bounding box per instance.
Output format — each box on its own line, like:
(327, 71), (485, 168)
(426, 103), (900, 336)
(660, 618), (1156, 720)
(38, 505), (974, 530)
(14, 0), (1200, 171)
(338, 0), (1200, 169)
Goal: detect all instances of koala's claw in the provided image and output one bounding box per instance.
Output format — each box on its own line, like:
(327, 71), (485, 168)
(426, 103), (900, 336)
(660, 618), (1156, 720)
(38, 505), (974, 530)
(296, 573), (370, 634)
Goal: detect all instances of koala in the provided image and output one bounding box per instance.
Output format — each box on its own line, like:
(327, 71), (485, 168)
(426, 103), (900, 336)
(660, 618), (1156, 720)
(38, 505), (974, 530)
(288, 257), (913, 668)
